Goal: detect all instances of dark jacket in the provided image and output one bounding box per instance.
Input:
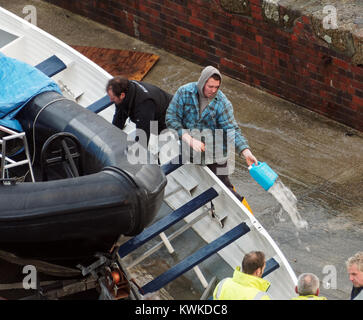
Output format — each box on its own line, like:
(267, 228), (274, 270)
(112, 80), (172, 142)
(351, 286), (362, 300)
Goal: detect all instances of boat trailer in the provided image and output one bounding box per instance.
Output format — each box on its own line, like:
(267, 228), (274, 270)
(0, 158), (280, 300)
(0, 249), (142, 300)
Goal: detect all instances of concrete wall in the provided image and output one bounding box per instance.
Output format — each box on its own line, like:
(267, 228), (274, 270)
(45, 0), (363, 131)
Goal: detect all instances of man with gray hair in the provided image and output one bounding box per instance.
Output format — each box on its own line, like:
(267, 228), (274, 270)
(292, 273), (327, 300)
(346, 252), (363, 300)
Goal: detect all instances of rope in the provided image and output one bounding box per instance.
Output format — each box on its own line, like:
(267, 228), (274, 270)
(0, 249), (81, 278)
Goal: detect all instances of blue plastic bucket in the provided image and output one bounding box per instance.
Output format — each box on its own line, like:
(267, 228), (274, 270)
(248, 162), (278, 191)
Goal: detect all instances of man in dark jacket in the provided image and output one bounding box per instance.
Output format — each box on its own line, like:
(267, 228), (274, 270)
(346, 252), (363, 300)
(106, 76), (173, 145)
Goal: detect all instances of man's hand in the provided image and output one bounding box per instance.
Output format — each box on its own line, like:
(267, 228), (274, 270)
(242, 149), (258, 166)
(182, 133), (205, 152)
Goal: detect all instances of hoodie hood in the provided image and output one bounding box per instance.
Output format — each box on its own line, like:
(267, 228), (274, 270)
(197, 66), (222, 114)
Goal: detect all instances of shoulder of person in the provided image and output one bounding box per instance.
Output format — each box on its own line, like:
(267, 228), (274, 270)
(176, 82), (197, 93)
(216, 89), (230, 103)
(130, 80), (150, 93)
(214, 91), (233, 114)
(354, 289), (363, 300)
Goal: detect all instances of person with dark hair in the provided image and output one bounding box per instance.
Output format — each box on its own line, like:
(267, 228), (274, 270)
(213, 251), (271, 300)
(165, 66), (258, 202)
(106, 76), (173, 144)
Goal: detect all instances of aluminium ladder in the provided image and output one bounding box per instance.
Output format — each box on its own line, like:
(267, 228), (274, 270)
(0, 125), (35, 182)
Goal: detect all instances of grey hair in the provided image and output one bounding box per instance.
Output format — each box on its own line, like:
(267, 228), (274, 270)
(346, 252), (363, 271)
(296, 273), (320, 296)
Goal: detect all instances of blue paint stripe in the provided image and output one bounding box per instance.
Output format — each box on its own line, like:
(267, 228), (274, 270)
(87, 95), (112, 113)
(262, 257), (280, 278)
(35, 55), (66, 77)
(141, 222), (251, 294)
(160, 154), (183, 175)
(118, 187), (219, 258)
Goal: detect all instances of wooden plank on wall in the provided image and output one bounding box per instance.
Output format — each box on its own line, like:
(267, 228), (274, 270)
(72, 46), (159, 80)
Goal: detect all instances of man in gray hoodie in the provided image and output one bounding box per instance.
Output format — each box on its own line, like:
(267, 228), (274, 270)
(166, 66), (258, 201)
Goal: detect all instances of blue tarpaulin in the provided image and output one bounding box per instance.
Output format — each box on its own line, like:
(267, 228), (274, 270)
(0, 52), (61, 131)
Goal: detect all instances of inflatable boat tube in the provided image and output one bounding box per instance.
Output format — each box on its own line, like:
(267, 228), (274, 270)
(0, 91), (166, 263)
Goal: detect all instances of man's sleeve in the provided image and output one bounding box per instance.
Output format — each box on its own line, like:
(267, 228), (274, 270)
(165, 87), (185, 137)
(112, 105), (128, 130)
(216, 99), (249, 155)
(132, 99), (156, 143)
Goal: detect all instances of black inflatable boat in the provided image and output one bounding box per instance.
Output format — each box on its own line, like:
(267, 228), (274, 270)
(0, 91), (166, 264)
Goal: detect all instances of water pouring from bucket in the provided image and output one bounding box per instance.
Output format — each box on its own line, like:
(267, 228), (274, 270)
(249, 162), (308, 230)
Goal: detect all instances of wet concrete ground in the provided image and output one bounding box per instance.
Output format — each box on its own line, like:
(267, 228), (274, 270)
(0, 0), (362, 300)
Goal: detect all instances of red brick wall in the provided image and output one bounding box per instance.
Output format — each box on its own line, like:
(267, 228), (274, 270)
(45, 0), (363, 131)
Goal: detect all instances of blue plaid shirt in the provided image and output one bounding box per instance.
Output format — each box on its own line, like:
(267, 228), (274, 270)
(165, 82), (249, 156)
